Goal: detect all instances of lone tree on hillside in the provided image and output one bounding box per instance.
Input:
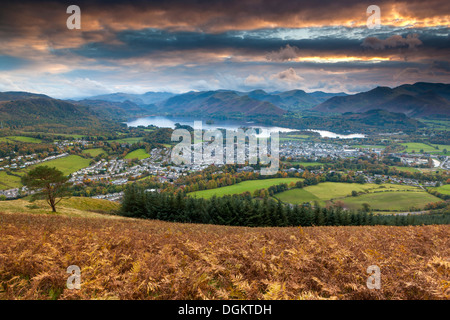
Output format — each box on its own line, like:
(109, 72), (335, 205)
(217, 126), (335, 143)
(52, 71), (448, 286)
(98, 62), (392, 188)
(21, 166), (71, 212)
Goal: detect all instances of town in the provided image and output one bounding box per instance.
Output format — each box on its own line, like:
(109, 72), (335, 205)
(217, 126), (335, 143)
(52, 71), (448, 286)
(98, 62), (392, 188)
(0, 135), (447, 200)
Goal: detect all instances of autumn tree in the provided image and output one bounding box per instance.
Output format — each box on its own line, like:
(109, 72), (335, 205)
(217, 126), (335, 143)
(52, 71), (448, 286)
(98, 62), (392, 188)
(21, 166), (71, 212)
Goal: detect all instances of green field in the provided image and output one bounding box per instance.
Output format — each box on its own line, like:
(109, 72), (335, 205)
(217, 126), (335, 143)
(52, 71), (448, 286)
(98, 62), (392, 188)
(434, 145), (450, 155)
(124, 149), (150, 160)
(400, 143), (450, 155)
(351, 145), (386, 149)
(389, 166), (421, 173)
(303, 182), (376, 199)
(432, 184), (450, 195)
(1, 155), (91, 190)
(110, 137), (144, 144)
(0, 171), (22, 190)
(280, 134), (311, 141)
(0, 136), (42, 143)
(189, 178), (303, 199)
(21, 155), (91, 176)
(276, 182), (422, 207)
(276, 182), (376, 206)
(341, 192), (441, 212)
(274, 188), (320, 204)
(82, 148), (107, 157)
(284, 161), (325, 167)
(421, 119), (450, 131)
(0, 197), (120, 217)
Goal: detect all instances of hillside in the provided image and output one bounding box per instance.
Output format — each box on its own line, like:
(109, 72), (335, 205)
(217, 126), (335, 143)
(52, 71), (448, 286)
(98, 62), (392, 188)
(245, 89), (347, 111)
(0, 92), (104, 128)
(341, 109), (426, 128)
(0, 207), (448, 300)
(74, 99), (150, 120)
(314, 82), (450, 118)
(0, 91), (51, 101)
(157, 90), (287, 116)
(87, 92), (175, 105)
(87, 89), (347, 113)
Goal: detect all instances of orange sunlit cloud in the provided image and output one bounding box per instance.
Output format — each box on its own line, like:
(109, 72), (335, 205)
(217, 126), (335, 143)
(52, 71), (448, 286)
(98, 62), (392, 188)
(0, 0), (448, 97)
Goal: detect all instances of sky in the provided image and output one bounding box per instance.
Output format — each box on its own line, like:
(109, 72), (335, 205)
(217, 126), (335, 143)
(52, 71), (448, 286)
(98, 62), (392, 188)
(0, 0), (449, 98)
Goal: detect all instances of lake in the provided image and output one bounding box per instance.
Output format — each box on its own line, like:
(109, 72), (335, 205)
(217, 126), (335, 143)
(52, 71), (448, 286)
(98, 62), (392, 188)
(126, 116), (366, 139)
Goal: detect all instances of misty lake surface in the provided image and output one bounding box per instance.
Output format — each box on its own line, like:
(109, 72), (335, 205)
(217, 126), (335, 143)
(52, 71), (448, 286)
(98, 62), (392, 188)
(126, 116), (366, 139)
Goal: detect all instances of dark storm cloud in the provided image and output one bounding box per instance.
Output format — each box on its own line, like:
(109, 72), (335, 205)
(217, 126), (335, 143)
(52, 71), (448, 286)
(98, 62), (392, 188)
(51, 28), (361, 60)
(53, 27), (448, 63)
(1, 0), (449, 38)
(0, 0), (448, 96)
(362, 34), (423, 49)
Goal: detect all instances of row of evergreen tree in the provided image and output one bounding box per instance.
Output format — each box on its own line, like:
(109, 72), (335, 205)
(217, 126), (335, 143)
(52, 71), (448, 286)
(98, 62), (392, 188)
(119, 185), (450, 227)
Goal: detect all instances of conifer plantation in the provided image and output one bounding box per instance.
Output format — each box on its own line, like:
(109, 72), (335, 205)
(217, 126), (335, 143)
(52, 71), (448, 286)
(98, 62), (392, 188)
(119, 185), (450, 227)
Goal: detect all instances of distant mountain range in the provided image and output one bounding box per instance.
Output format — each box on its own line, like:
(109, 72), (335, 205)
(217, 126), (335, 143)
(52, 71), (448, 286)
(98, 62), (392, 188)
(237, 89), (347, 111)
(88, 91), (175, 105)
(314, 82), (450, 118)
(80, 89), (347, 117)
(154, 90), (287, 116)
(0, 82), (448, 131)
(80, 83), (450, 119)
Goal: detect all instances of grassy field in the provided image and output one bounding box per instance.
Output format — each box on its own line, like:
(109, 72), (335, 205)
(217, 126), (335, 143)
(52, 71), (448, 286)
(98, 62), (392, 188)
(0, 172), (22, 190)
(0, 136), (42, 143)
(286, 134), (311, 139)
(110, 137), (144, 144)
(21, 155), (91, 177)
(0, 197), (120, 217)
(0, 210), (448, 300)
(276, 182), (375, 206)
(274, 187), (320, 204)
(300, 182), (376, 199)
(189, 178), (303, 199)
(82, 148), (107, 157)
(276, 182), (424, 207)
(434, 144), (450, 155)
(432, 184), (450, 195)
(422, 119), (450, 131)
(351, 145), (386, 149)
(280, 134), (311, 141)
(0, 155), (91, 190)
(24, 133), (85, 139)
(341, 192), (442, 211)
(124, 149), (150, 160)
(400, 143), (450, 155)
(284, 161), (325, 167)
(280, 137), (306, 142)
(389, 166), (421, 173)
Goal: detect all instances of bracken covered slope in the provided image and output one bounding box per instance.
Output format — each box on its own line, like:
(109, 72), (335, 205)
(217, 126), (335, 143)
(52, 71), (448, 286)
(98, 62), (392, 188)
(0, 212), (449, 300)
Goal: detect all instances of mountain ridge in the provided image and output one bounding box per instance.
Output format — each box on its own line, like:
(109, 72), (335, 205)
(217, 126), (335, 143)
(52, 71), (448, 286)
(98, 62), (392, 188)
(314, 82), (450, 118)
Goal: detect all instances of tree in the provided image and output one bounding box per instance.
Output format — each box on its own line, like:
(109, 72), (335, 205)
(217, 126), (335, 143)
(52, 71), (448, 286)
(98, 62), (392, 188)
(21, 166), (71, 212)
(355, 175), (366, 184)
(361, 203), (371, 213)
